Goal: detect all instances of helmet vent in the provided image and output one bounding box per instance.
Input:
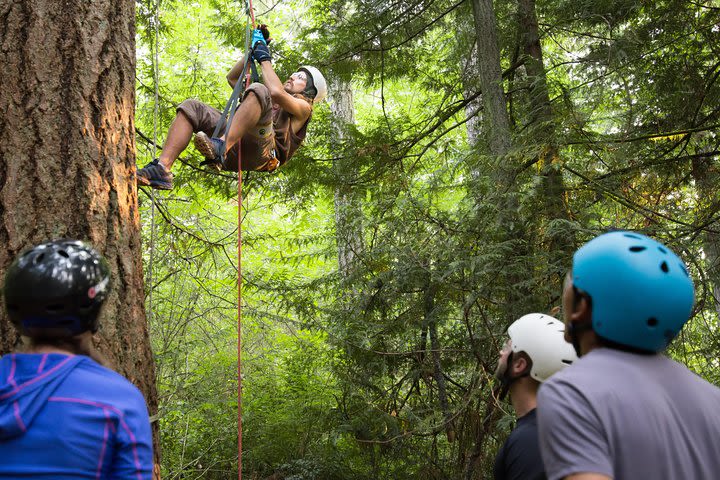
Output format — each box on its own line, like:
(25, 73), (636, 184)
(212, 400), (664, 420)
(34, 253), (45, 264)
(647, 317), (659, 327)
(658, 247), (667, 254)
(624, 234), (641, 239)
(629, 246), (646, 252)
(680, 263), (689, 277)
(58, 250), (69, 258)
(660, 261), (669, 273)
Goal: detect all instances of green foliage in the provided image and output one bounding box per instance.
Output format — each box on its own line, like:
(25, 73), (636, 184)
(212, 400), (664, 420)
(136, 0), (720, 478)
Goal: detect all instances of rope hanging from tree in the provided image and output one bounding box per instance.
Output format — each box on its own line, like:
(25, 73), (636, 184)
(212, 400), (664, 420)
(144, 0), (257, 475)
(235, 3), (257, 479)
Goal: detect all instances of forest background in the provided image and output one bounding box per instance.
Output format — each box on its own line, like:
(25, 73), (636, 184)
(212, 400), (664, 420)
(138, 0), (719, 478)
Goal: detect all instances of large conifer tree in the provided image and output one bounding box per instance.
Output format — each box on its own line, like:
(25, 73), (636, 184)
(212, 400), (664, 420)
(0, 0), (157, 421)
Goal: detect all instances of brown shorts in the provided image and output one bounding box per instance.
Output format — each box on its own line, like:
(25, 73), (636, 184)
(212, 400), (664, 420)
(177, 83), (277, 171)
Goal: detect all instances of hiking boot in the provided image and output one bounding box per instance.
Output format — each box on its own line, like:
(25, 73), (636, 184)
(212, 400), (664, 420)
(136, 159), (173, 190)
(194, 132), (226, 164)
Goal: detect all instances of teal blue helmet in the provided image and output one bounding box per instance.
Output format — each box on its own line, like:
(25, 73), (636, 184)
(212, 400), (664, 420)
(572, 231), (694, 352)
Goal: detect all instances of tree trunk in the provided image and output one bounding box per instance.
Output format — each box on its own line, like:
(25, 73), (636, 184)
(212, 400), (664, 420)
(692, 153), (720, 318)
(470, 0), (512, 160)
(0, 0), (157, 445)
(517, 0), (574, 286)
(462, 44), (483, 148)
(424, 280), (455, 443)
(329, 77), (364, 277)
(469, 0), (534, 321)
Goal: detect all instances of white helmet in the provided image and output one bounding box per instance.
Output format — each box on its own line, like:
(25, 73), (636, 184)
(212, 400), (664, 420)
(299, 65), (327, 104)
(507, 313), (577, 382)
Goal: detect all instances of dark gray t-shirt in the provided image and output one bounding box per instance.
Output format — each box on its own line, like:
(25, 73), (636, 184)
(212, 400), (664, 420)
(537, 348), (720, 480)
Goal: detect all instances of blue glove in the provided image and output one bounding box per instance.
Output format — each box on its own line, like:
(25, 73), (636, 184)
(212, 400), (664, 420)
(252, 28), (267, 47)
(253, 43), (272, 63)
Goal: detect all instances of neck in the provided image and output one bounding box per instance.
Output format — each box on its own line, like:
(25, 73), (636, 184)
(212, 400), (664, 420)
(25, 344), (75, 355)
(579, 329), (602, 356)
(509, 378), (538, 418)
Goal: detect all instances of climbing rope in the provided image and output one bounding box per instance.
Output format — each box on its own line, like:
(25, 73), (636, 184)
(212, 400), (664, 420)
(144, 1), (256, 476)
(237, 5), (256, 480)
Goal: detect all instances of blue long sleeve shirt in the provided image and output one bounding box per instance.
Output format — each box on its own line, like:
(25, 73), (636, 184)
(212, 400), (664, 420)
(0, 353), (153, 479)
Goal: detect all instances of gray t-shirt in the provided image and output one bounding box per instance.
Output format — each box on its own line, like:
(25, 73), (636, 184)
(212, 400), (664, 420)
(537, 347), (720, 480)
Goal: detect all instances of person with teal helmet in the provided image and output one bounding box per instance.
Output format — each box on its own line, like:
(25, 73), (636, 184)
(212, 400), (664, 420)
(536, 230), (720, 480)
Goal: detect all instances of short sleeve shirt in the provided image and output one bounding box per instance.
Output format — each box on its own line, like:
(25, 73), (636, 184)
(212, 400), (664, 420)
(537, 348), (720, 480)
(493, 409), (547, 480)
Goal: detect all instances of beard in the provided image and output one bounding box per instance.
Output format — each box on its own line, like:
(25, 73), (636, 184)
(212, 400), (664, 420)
(494, 357), (507, 380)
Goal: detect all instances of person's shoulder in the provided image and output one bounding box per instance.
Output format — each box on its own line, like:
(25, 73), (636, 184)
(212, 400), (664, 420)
(661, 355), (720, 393)
(507, 414), (539, 447)
(71, 357), (146, 402)
(538, 357), (598, 408)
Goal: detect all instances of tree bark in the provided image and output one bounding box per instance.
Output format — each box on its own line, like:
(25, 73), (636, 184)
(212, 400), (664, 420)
(0, 0), (157, 444)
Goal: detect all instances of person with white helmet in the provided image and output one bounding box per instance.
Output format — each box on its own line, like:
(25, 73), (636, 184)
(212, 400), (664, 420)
(136, 25), (327, 190)
(537, 231), (720, 480)
(493, 313), (577, 480)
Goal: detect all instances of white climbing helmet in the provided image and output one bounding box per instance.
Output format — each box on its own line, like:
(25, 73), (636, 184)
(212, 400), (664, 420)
(298, 65), (327, 104)
(507, 313), (577, 382)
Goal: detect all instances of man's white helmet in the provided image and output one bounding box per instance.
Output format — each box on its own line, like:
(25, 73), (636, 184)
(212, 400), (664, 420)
(299, 65), (327, 104)
(507, 313), (577, 382)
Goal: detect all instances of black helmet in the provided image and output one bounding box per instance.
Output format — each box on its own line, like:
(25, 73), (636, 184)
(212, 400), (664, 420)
(3, 240), (111, 337)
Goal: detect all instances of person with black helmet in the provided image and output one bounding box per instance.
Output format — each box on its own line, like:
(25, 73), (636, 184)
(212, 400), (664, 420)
(493, 313), (577, 480)
(0, 240), (153, 479)
(136, 25), (327, 190)
(537, 231), (720, 480)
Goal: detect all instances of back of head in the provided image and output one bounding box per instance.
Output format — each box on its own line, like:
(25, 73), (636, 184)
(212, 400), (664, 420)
(508, 313), (577, 382)
(3, 240), (111, 339)
(572, 231), (694, 352)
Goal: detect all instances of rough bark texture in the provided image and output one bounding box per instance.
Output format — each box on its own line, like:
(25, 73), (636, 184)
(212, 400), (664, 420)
(0, 0), (157, 434)
(329, 77), (364, 277)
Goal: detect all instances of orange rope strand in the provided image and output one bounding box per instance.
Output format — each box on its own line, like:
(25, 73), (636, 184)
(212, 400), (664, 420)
(238, 2), (255, 478)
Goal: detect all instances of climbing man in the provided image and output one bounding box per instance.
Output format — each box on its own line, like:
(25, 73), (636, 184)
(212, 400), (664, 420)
(493, 313), (577, 480)
(537, 230), (720, 480)
(136, 25), (327, 190)
(0, 240), (154, 478)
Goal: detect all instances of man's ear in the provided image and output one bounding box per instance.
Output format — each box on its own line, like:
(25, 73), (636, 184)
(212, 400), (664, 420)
(572, 295), (591, 323)
(512, 354), (528, 376)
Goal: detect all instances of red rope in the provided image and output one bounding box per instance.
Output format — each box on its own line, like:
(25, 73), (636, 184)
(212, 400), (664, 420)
(238, 3), (256, 479)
